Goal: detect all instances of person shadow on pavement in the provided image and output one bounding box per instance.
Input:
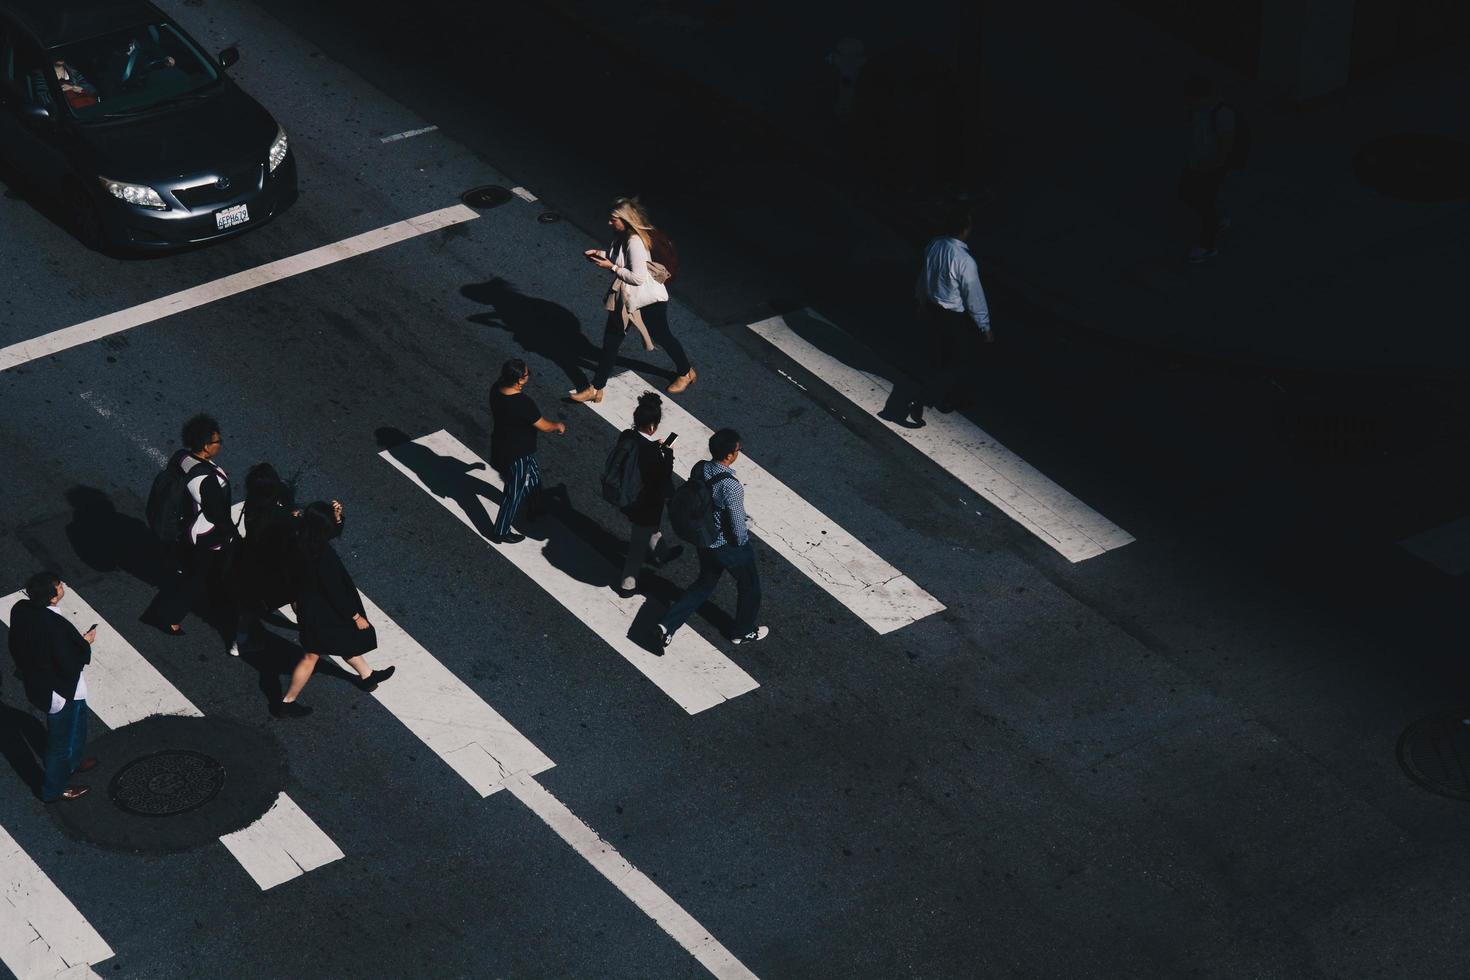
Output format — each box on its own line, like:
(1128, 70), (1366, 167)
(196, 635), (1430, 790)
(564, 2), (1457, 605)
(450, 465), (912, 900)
(64, 485), (170, 588)
(374, 426), (704, 654)
(0, 701), (46, 798)
(461, 278), (673, 391)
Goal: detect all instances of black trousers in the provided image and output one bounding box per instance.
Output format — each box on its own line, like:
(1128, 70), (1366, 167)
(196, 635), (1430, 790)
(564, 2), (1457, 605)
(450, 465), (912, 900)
(924, 304), (980, 408)
(1178, 168), (1226, 249)
(155, 541), (230, 626)
(591, 300), (691, 388)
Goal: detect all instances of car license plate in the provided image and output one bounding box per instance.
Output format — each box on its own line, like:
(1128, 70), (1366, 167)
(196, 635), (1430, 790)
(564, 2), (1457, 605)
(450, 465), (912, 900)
(215, 203), (249, 230)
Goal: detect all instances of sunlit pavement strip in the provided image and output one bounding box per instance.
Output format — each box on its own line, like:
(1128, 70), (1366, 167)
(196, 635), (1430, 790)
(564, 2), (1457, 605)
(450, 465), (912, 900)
(511, 186), (539, 202)
(380, 430), (759, 713)
(379, 125), (439, 143)
(0, 823), (113, 980)
(243, 521), (753, 976)
(587, 373), (945, 634)
(0, 204), (479, 373)
(749, 312), (1135, 563)
(0, 589), (343, 891)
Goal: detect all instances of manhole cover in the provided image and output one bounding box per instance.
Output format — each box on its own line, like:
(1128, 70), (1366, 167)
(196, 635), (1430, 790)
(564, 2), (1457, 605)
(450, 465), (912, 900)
(1398, 712), (1470, 800)
(537, 211), (562, 223)
(109, 749), (226, 816)
(1353, 134), (1470, 202)
(461, 185), (513, 209)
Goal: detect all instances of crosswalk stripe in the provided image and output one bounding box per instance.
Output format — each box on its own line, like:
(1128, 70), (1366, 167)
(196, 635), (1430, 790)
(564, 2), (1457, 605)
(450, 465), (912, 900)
(748, 312), (1135, 562)
(506, 773), (758, 980)
(0, 203), (479, 373)
(0, 587), (342, 891)
(0, 822), (114, 979)
(380, 430), (760, 714)
(218, 793), (346, 891)
(586, 372), (946, 634)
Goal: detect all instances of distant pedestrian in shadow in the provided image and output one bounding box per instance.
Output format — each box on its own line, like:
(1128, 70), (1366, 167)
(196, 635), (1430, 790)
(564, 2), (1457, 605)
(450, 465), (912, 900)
(605, 392), (683, 593)
(227, 463), (300, 657)
(274, 501), (394, 718)
(1178, 74), (1242, 263)
(914, 203), (994, 417)
(490, 358), (567, 544)
(572, 197), (694, 402)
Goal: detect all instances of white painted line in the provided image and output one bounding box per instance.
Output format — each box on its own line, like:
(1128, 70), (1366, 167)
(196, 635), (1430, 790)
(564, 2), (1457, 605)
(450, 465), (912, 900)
(748, 312), (1135, 563)
(0, 822), (114, 980)
(0, 587), (342, 890)
(506, 773), (756, 980)
(1400, 516), (1470, 576)
(589, 373), (945, 634)
(79, 391), (169, 467)
(379, 124), (439, 143)
(219, 792), (346, 891)
(0, 589), (201, 726)
(0, 204), (479, 373)
(380, 430), (759, 713)
(510, 186), (539, 203)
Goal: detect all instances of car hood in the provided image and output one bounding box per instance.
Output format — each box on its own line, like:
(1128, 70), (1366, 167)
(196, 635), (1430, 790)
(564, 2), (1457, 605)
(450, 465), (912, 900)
(76, 83), (277, 182)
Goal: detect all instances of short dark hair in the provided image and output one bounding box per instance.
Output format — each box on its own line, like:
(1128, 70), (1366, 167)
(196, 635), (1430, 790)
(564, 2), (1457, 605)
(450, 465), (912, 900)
(709, 427), (741, 460)
(298, 500), (343, 558)
(632, 392), (662, 430)
(24, 571), (60, 604)
(941, 202), (974, 237)
(181, 413), (220, 453)
(498, 358), (529, 388)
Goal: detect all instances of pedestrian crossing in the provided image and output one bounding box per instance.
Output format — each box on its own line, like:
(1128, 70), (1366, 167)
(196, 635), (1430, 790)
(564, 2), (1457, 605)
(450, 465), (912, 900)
(0, 822), (113, 980)
(0, 588), (344, 893)
(379, 429), (761, 714)
(749, 311), (1135, 563)
(584, 372), (947, 634)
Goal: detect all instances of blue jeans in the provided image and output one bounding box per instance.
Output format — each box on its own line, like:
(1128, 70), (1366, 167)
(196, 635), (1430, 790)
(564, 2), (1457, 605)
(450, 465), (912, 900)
(660, 541), (761, 639)
(41, 698), (89, 802)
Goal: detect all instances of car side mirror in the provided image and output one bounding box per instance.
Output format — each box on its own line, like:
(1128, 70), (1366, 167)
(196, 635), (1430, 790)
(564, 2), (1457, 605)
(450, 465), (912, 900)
(218, 46), (239, 69)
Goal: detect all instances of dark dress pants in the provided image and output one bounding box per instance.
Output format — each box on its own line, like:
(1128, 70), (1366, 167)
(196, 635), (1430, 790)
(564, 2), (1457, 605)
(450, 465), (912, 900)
(660, 541), (761, 638)
(925, 304), (978, 409)
(41, 698), (88, 802)
(592, 301), (690, 389)
(1179, 167), (1226, 248)
(156, 542), (228, 626)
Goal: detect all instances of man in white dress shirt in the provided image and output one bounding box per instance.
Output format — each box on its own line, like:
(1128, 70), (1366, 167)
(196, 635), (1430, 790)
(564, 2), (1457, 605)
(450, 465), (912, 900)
(912, 205), (993, 420)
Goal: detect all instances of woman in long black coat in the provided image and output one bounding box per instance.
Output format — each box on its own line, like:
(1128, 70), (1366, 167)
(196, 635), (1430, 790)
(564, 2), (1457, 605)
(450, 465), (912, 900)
(274, 500), (394, 718)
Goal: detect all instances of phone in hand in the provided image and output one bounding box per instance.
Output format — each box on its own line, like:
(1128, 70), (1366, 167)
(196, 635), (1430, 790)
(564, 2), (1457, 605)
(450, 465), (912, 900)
(85, 623), (98, 633)
(663, 433), (678, 447)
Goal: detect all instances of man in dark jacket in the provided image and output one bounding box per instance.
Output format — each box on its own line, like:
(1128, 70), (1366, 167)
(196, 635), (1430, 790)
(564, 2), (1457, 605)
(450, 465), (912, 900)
(154, 413), (236, 636)
(8, 572), (97, 802)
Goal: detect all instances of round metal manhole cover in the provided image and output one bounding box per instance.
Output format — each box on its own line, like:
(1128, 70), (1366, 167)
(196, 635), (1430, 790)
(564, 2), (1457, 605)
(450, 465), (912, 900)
(1397, 713), (1470, 800)
(109, 749), (226, 817)
(461, 185), (513, 209)
(1353, 134), (1470, 202)
(537, 211), (562, 223)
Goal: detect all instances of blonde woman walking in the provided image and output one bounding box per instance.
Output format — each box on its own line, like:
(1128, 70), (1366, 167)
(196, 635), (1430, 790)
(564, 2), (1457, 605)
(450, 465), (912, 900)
(571, 198), (696, 402)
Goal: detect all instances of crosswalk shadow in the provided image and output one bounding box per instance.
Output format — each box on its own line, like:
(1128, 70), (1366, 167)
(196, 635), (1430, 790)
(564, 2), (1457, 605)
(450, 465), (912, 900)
(0, 702), (45, 798)
(64, 486), (170, 588)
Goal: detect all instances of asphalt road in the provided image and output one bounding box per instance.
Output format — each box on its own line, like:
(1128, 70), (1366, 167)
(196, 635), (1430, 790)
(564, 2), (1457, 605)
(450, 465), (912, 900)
(1, 1), (1468, 978)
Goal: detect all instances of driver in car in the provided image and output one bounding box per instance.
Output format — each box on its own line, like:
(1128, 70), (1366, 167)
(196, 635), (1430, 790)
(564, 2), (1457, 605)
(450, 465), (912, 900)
(107, 38), (176, 87)
(52, 60), (100, 109)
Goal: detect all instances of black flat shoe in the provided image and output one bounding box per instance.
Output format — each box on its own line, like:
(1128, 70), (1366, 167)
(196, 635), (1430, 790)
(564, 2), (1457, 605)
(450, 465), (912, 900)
(491, 532), (526, 544)
(271, 700), (312, 719)
(647, 544), (685, 567)
(356, 666), (396, 692)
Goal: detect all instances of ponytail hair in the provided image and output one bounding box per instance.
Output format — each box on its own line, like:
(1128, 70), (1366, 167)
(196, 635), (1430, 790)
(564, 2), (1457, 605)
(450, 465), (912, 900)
(632, 392), (662, 431)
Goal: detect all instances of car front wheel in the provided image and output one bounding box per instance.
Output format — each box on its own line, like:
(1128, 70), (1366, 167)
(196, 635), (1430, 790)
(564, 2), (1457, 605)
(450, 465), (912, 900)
(65, 183), (105, 251)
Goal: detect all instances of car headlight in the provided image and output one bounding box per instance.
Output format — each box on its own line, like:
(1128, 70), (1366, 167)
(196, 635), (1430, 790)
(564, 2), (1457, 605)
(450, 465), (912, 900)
(98, 176), (167, 210)
(268, 125), (288, 174)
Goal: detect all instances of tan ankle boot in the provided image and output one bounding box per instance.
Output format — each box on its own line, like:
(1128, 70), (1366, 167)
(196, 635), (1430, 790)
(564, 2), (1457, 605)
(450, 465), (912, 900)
(569, 386), (604, 403)
(666, 367), (696, 394)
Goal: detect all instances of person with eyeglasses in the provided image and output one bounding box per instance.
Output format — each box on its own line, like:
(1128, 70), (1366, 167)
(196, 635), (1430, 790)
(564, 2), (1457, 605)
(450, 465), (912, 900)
(152, 413), (236, 638)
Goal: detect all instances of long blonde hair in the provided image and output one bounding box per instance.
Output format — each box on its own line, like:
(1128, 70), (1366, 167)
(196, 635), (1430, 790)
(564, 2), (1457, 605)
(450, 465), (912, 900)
(610, 197), (653, 251)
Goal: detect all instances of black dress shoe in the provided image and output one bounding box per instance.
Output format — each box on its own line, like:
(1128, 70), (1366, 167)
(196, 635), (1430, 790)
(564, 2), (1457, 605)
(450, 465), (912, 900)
(491, 532), (526, 544)
(46, 787), (89, 803)
(356, 666), (396, 692)
(74, 757), (99, 773)
(647, 544), (685, 567)
(271, 700), (312, 719)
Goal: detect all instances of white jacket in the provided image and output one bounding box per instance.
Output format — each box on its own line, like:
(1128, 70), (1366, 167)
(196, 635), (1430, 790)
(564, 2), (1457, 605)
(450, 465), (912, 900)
(608, 233), (668, 312)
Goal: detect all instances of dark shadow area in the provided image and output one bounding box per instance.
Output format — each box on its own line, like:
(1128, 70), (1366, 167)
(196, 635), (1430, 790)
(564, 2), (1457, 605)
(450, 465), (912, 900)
(461, 277), (683, 388)
(0, 700), (46, 798)
(64, 485), (169, 588)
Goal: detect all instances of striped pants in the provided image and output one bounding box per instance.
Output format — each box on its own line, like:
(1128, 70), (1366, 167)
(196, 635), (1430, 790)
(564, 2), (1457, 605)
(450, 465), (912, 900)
(495, 454), (542, 538)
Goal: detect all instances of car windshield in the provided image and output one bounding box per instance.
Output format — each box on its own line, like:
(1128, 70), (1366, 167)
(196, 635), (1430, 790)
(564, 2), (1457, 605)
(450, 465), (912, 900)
(48, 22), (218, 121)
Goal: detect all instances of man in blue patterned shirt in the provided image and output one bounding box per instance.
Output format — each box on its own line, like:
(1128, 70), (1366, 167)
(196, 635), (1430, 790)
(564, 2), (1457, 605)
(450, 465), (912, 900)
(657, 428), (769, 647)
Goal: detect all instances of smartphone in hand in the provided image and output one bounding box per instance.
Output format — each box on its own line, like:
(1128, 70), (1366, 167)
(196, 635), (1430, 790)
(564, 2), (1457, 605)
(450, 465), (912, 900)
(663, 433), (678, 447)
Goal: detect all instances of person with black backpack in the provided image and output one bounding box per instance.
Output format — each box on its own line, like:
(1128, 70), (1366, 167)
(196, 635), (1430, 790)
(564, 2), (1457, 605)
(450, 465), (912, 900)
(656, 427), (768, 648)
(1178, 74), (1248, 263)
(571, 196), (696, 403)
(146, 413), (236, 638)
(603, 392), (684, 593)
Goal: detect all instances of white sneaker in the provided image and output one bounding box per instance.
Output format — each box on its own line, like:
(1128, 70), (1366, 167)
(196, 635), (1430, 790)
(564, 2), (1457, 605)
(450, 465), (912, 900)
(732, 626), (770, 645)
(655, 623), (674, 649)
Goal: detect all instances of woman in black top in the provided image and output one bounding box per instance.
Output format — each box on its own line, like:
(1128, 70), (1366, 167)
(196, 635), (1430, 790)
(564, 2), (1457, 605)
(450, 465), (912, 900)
(274, 501), (395, 718)
(618, 392), (683, 592)
(489, 358), (566, 544)
(229, 463), (298, 657)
